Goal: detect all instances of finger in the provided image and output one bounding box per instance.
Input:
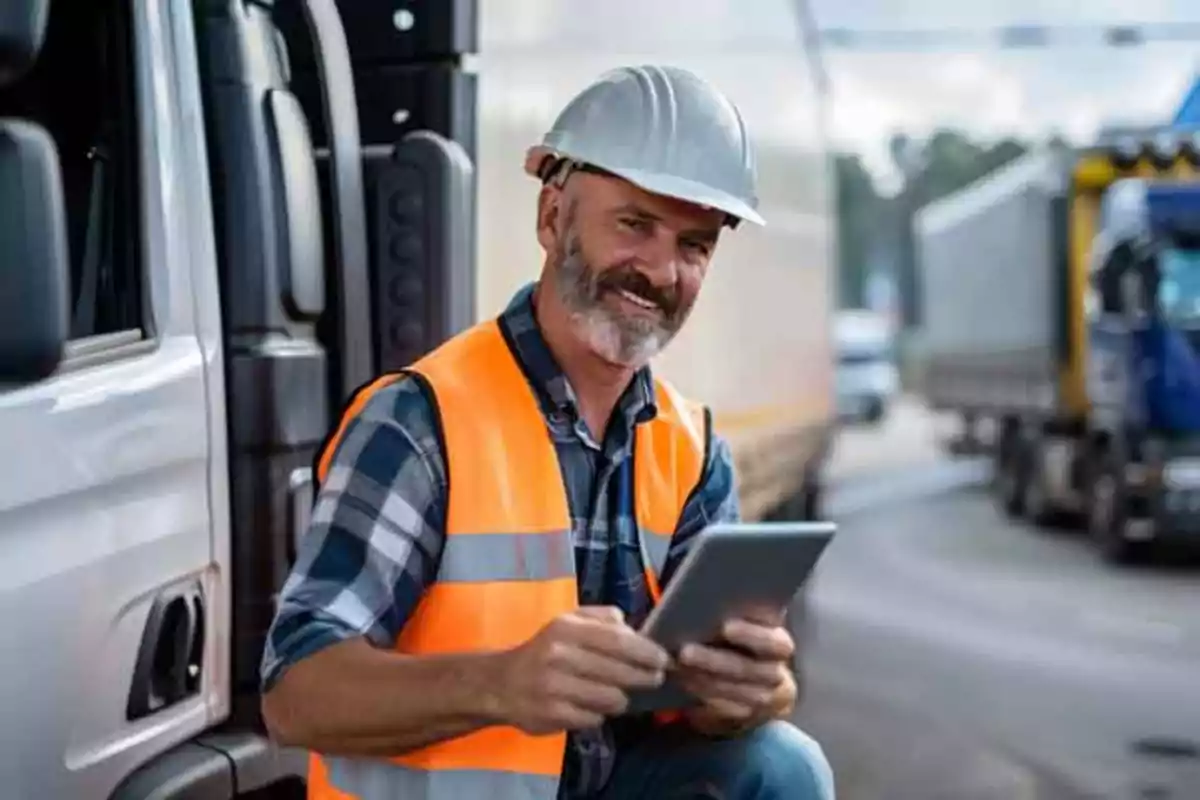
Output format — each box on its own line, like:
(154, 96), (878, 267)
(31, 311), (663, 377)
(548, 671), (630, 717)
(575, 605), (626, 625)
(678, 643), (782, 687)
(545, 699), (607, 732)
(689, 691), (755, 723)
(721, 620), (795, 661)
(575, 619), (671, 673)
(562, 645), (666, 690)
(679, 672), (778, 711)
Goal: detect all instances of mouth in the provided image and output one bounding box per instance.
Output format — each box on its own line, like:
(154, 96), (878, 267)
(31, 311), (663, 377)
(612, 287), (663, 315)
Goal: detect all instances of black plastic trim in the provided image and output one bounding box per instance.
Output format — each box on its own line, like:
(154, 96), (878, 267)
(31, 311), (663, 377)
(264, 88), (324, 320)
(196, 733), (308, 794)
(0, 0), (51, 85)
(298, 0), (372, 401)
(106, 742), (233, 800)
(370, 130), (476, 372)
(106, 733), (307, 800)
(126, 581), (205, 721)
(0, 119), (69, 383)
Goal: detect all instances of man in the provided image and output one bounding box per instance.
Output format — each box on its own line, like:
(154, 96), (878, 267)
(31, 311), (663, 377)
(261, 64), (835, 800)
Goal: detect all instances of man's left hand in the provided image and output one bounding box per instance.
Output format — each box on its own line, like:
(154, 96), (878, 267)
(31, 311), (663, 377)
(674, 608), (798, 735)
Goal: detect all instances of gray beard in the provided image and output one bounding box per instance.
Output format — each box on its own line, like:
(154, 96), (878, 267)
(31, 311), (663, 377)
(552, 235), (681, 367)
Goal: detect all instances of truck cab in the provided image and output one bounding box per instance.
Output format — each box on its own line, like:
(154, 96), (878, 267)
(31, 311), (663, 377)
(0, 0), (471, 796)
(1085, 177), (1200, 558)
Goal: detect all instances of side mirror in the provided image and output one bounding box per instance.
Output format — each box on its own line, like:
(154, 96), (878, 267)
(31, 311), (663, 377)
(0, 119), (70, 384)
(0, 0), (51, 85)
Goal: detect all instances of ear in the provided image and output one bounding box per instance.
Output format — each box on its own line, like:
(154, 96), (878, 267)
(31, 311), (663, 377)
(536, 184), (563, 253)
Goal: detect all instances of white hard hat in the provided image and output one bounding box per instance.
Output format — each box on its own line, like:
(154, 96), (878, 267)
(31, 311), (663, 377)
(524, 65), (764, 228)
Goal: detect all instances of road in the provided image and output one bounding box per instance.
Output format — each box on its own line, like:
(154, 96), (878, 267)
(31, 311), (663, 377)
(793, 471), (1200, 800)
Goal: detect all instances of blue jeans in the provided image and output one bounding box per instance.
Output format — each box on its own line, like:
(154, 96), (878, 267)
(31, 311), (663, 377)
(597, 720), (835, 799)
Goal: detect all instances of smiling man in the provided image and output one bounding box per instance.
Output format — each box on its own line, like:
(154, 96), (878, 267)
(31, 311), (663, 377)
(260, 65), (835, 800)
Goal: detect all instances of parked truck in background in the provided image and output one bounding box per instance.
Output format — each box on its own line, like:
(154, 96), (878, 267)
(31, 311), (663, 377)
(0, 1), (835, 796)
(916, 131), (1200, 564)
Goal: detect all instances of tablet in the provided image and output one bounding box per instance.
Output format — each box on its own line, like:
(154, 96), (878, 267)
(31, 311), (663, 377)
(623, 520), (836, 715)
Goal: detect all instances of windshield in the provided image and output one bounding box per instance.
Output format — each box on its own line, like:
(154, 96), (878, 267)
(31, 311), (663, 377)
(1156, 247), (1200, 323)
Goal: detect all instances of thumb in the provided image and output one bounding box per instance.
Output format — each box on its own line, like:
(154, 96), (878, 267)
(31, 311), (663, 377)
(575, 605), (626, 625)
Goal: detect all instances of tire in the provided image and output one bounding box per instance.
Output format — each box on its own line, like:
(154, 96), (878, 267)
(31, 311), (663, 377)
(1086, 451), (1152, 565)
(1021, 439), (1063, 529)
(863, 397), (886, 425)
(993, 428), (1025, 518)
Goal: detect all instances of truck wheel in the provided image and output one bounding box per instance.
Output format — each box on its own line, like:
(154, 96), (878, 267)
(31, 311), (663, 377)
(1087, 454), (1151, 565)
(864, 397), (886, 425)
(993, 432), (1025, 518)
(802, 476), (824, 521)
(1021, 442), (1061, 528)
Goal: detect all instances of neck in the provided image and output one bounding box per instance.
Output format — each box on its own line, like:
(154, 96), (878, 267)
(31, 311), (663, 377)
(533, 282), (636, 438)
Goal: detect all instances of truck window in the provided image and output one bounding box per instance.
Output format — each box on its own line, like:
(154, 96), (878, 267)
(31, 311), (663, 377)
(0, 0), (143, 348)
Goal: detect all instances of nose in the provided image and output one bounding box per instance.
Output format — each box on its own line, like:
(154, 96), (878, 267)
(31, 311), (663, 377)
(636, 231), (681, 287)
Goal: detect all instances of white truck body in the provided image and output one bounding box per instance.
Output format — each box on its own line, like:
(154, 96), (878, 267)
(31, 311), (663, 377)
(0, 5), (232, 797)
(915, 149), (1067, 414)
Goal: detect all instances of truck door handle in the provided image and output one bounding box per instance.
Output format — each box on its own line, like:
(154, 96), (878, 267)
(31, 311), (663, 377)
(126, 582), (205, 721)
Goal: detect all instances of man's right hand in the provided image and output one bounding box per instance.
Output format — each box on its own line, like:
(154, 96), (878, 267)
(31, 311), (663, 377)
(494, 606), (670, 735)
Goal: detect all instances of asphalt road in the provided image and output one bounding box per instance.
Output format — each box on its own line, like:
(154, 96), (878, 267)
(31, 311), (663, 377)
(793, 469), (1200, 800)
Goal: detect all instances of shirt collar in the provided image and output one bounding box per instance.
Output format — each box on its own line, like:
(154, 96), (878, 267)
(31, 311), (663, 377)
(497, 282), (658, 427)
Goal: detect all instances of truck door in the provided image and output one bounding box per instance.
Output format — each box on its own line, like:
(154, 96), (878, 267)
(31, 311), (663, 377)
(0, 1), (222, 797)
(192, 0), (476, 731)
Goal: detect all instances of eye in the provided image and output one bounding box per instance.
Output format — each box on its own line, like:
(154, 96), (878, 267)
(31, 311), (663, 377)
(681, 240), (712, 258)
(618, 216), (651, 234)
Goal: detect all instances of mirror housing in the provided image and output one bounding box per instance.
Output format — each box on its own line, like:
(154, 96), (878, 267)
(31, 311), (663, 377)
(0, 0), (50, 86)
(0, 119), (71, 384)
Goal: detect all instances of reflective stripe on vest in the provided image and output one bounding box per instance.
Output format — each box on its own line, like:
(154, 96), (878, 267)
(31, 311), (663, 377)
(307, 318), (707, 800)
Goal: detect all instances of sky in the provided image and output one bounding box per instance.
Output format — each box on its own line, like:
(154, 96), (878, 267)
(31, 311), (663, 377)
(809, 0), (1200, 183)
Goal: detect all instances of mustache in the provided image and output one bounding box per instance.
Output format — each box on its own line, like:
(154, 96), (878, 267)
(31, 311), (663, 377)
(595, 265), (680, 316)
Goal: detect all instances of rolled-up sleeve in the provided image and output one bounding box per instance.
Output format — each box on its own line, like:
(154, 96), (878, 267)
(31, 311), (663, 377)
(259, 378), (447, 692)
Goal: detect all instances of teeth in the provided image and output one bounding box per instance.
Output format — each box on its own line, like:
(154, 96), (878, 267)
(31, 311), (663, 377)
(618, 288), (657, 310)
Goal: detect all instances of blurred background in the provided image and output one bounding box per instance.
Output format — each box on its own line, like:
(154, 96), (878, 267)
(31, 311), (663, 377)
(3, 2), (1200, 798)
(795, 3), (1200, 798)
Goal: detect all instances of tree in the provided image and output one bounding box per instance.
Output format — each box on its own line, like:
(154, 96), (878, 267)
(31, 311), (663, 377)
(834, 152), (883, 307)
(834, 127), (1039, 316)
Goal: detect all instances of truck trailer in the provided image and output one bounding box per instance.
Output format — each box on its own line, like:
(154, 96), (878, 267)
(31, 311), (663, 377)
(0, 0), (836, 796)
(917, 132), (1200, 564)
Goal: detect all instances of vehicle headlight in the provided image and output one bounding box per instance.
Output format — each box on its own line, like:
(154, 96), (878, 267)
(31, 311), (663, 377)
(1162, 458), (1200, 488)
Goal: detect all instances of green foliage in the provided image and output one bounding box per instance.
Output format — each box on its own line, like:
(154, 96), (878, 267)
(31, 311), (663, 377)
(835, 128), (1038, 311)
(834, 152), (883, 307)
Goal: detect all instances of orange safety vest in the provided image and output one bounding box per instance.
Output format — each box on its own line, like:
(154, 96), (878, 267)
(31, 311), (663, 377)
(306, 318), (708, 800)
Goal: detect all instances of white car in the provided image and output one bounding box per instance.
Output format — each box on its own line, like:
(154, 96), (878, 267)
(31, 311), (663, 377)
(835, 310), (899, 424)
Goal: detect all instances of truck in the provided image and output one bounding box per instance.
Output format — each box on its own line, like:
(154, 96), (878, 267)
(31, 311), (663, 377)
(916, 131), (1200, 564)
(0, 0), (836, 797)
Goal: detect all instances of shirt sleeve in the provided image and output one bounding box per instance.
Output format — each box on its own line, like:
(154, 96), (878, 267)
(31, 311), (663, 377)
(259, 377), (448, 692)
(660, 430), (741, 586)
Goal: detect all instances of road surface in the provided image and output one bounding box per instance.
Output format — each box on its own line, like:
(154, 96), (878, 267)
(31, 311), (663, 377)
(794, 473), (1200, 799)
(826, 395), (954, 485)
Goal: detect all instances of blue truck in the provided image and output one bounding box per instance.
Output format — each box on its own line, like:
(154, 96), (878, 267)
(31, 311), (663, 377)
(917, 132), (1200, 564)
